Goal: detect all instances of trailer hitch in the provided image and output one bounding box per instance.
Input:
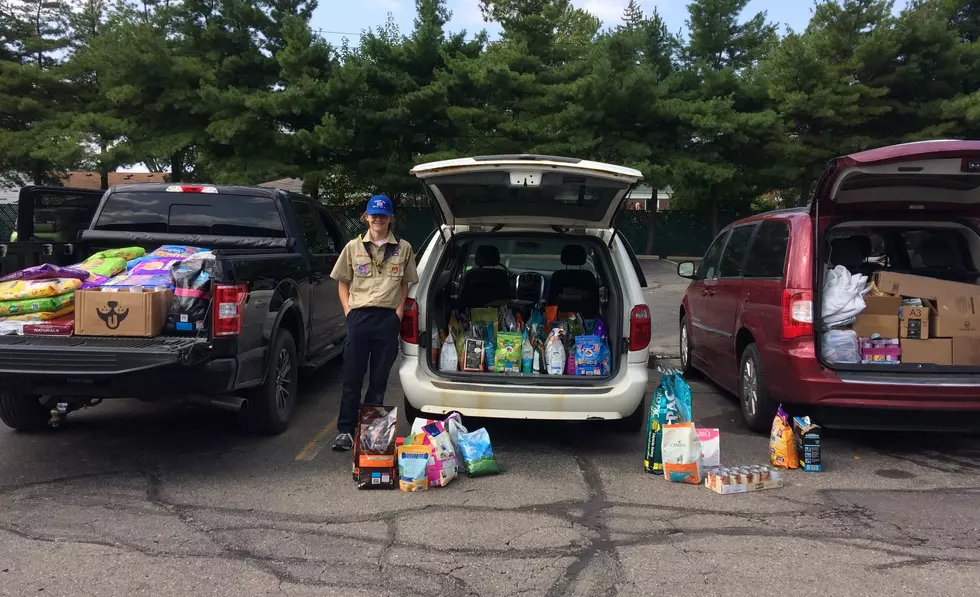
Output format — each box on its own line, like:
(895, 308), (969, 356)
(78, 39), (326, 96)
(48, 399), (102, 428)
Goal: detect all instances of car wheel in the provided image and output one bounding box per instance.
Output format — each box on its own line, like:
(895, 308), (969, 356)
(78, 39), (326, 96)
(613, 399), (646, 433)
(0, 391), (50, 432)
(739, 343), (774, 433)
(241, 330), (298, 435)
(679, 315), (695, 376)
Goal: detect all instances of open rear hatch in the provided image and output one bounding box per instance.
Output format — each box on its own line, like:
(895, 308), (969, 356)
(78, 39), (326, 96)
(813, 141), (980, 373)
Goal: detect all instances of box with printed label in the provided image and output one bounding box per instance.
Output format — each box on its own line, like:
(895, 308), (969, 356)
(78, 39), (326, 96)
(931, 296), (980, 338)
(899, 303), (931, 339)
(792, 416), (822, 472)
(74, 288), (172, 337)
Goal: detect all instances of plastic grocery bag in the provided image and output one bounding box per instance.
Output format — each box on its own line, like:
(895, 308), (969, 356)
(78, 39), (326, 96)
(440, 331), (459, 371)
(822, 265), (870, 329)
(821, 329), (860, 364)
(769, 405), (799, 469)
(0, 278), (82, 301)
(444, 412), (468, 455)
(397, 442), (430, 492)
(457, 428), (500, 477)
(662, 422), (702, 484)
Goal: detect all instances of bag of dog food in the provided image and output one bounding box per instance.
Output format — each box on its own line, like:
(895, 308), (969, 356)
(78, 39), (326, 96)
(0, 264), (90, 283)
(405, 421), (458, 487)
(87, 247), (146, 262)
(0, 278), (81, 301)
(457, 428), (500, 477)
(0, 305), (74, 322)
(166, 253), (215, 333)
(494, 331), (522, 373)
(661, 422), (702, 484)
(439, 331), (459, 371)
(0, 292), (74, 317)
(769, 405), (799, 470)
(397, 442), (430, 492)
(644, 373), (693, 474)
(73, 257), (127, 279)
(354, 405), (398, 489)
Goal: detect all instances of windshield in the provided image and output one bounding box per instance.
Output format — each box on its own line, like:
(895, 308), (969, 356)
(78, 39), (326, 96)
(431, 171), (628, 223)
(94, 192), (286, 237)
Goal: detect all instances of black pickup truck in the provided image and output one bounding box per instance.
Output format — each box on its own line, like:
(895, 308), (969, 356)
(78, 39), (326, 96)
(0, 183), (349, 434)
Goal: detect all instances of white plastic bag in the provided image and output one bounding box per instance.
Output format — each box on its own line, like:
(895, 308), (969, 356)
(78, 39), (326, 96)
(822, 265), (870, 329)
(439, 330), (459, 371)
(821, 329), (860, 363)
(444, 412), (469, 456)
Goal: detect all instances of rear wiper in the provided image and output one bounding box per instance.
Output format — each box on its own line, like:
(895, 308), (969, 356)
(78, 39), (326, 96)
(551, 225), (568, 234)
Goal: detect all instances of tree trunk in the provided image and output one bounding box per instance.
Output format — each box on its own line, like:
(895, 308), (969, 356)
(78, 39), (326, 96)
(31, 161), (45, 186)
(170, 151), (184, 183)
(100, 140), (110, 189)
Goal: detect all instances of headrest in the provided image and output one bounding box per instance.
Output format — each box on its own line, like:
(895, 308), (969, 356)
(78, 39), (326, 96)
(919, 236), (955, 269)
(829, 237), (871, 268)
(474, 245), (500, 267)
(561, 245), (588, 267)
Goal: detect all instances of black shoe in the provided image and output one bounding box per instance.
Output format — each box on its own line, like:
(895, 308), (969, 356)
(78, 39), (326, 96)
(332, 432), (354, 451)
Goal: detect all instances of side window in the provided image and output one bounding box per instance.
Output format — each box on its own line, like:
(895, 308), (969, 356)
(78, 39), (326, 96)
(744, 221), (790, 279)
(315, 208), (340, 254)
(697, 231), (730, 281)
(290, 198), (329, 254)
(718, 224), (757, 278)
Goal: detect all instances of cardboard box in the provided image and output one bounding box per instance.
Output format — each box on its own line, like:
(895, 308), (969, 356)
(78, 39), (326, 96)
(853, 295), (901, 338)
(874, 272), (980, 302)
(899, 303), (931, 339)
(952, 337), (980, 366)
(704, 476), (784, 495)
(900, 338), (952, 365)
(931, 296), (980, 338)
(74, 288), (171, 337)
(792, 416), (822, 472)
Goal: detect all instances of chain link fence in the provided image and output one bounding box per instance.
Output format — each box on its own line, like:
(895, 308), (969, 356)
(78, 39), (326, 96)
(0, 205), (15, 241)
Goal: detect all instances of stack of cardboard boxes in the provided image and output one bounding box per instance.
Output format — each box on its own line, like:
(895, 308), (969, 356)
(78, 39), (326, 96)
(853, 272), (980, 366)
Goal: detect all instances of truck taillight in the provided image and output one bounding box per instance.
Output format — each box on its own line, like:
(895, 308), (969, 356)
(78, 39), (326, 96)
(400, 298), (419, 344)
(782, 289), (813, 340)
(166, 185), (218, 194)
(213, 283), (247, 337)
(629, 305), (651, 352)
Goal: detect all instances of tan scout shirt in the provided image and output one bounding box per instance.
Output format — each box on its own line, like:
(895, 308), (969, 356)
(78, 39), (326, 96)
(330, 232), (419, 310)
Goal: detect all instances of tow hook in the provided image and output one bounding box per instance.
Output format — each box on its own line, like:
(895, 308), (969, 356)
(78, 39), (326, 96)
(49, 402), (70, 428)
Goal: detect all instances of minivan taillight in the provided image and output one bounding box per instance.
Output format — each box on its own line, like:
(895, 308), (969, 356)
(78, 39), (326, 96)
(400, 298), (419, 344)
(782, 289), (813, 340)
(213, 283), (247, 337)
(629, 305), (652, 352)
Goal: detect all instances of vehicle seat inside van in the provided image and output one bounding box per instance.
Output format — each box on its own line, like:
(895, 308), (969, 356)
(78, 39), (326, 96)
(547, 245), (599, 318)
(915, 235), (979, 284)
(828, 236), (874, 277)
(459, 245), (512, 308)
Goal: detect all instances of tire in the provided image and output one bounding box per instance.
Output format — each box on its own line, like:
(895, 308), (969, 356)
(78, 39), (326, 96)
(613, 399), (646, 433)
(0, 391), (49, 432)
(240, 330), (298, 435)
(679, 315), (695, 376)
(739, 343), (775, 433)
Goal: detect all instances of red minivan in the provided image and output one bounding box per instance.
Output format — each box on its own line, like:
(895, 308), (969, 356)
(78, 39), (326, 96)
(677, 140), (980, 431)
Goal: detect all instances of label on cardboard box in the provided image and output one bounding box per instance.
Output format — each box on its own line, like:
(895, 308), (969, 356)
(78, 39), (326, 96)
(74, 288), (171, 337)
(899, 338), (953, 365)
(899, 304), (930, 339)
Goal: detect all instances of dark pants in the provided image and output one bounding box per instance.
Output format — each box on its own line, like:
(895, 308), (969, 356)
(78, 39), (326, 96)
(338, 307), (400, 434)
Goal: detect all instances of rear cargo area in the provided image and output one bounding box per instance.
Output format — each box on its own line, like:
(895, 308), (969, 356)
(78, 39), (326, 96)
(818, 220), (980, 370)
(425, 233), (623, 383)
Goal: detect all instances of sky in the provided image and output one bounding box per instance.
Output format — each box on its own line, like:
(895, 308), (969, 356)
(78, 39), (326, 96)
(311, 0), (832, 45)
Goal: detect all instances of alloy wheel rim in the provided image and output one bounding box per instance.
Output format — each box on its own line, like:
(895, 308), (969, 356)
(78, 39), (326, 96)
(680, 325), (689, 369)
(276, 349), (292, 414)
(742, 357), (758, 417)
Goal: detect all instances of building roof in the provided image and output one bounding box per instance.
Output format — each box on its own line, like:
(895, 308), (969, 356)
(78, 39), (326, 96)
(61, 171), (167, 189)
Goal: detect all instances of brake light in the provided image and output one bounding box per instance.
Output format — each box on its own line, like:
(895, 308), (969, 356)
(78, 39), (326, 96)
(401, 298), (419, 344)
(213, 283), (247, 337)
(629, 305), (651, 352)
(782, 289), (813, 340)
(166, 185), (218, 194)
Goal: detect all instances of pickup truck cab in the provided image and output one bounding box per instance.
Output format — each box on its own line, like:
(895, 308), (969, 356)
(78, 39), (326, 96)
(0, 183), (348, 434)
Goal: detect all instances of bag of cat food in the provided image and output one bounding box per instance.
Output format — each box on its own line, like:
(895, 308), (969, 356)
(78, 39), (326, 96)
(0, 292), (74, 317)
(354, 405), (398, 489)
(0, 278), (82, 301)
(661, 422), (702, 485)
(0, 264), (90, 283)
(397, 442), (430, 492)
(405, 421), (458, 487)
(769, 405), (799, 469)
(494, 331), (522, 373)
(73, 257), (127, 279)
(457, 428), (500, 477)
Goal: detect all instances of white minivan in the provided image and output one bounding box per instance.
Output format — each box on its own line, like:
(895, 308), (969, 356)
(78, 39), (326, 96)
(397, 155), (652, 431)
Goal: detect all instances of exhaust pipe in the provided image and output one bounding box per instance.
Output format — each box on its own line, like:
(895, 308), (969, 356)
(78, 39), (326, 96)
(205, 396), (248, 412)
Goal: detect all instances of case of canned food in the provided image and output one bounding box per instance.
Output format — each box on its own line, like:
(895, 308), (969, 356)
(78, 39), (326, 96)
(704, 465), (784, 495)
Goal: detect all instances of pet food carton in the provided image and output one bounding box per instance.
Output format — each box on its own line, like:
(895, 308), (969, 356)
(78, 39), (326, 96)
(792, 416), (822, 472)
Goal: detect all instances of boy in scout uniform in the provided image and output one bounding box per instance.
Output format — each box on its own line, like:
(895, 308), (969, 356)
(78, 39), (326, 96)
(330, 195), (419, 451)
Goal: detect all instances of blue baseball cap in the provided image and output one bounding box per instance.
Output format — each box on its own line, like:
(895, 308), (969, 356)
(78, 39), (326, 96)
(366, 195), (393, 217)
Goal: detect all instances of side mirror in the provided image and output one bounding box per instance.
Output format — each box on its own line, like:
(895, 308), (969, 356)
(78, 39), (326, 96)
(677, 261), (696, 279)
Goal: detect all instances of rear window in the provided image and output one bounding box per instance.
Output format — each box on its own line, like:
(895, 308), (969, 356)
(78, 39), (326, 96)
(744, 221), (790, 279)
(466, 238), (597, 274)
(431, 171), (628, 222)
(94, 192), (286, 237)
(29, 190), (101, 241)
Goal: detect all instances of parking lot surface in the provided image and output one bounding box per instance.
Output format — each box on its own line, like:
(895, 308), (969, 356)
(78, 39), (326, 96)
(1, 356), (979, 596)
(642, 258), (688, 358)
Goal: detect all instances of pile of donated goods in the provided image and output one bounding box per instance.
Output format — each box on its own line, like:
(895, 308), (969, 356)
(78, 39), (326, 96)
(0, 245), (214, 337)
(434, 305), (612, 376)
(821, 264), (980, 366)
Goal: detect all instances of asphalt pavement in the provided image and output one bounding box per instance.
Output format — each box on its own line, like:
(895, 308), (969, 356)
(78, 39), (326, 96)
(642, 258), (689, 358)
(1, 353), (979, 596)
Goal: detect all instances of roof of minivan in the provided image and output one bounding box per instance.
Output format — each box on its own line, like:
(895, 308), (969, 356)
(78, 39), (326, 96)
(841, 139), (980, 165)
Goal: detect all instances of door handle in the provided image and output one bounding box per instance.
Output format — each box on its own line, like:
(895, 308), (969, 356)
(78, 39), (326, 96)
(701, 290), (715, 297)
